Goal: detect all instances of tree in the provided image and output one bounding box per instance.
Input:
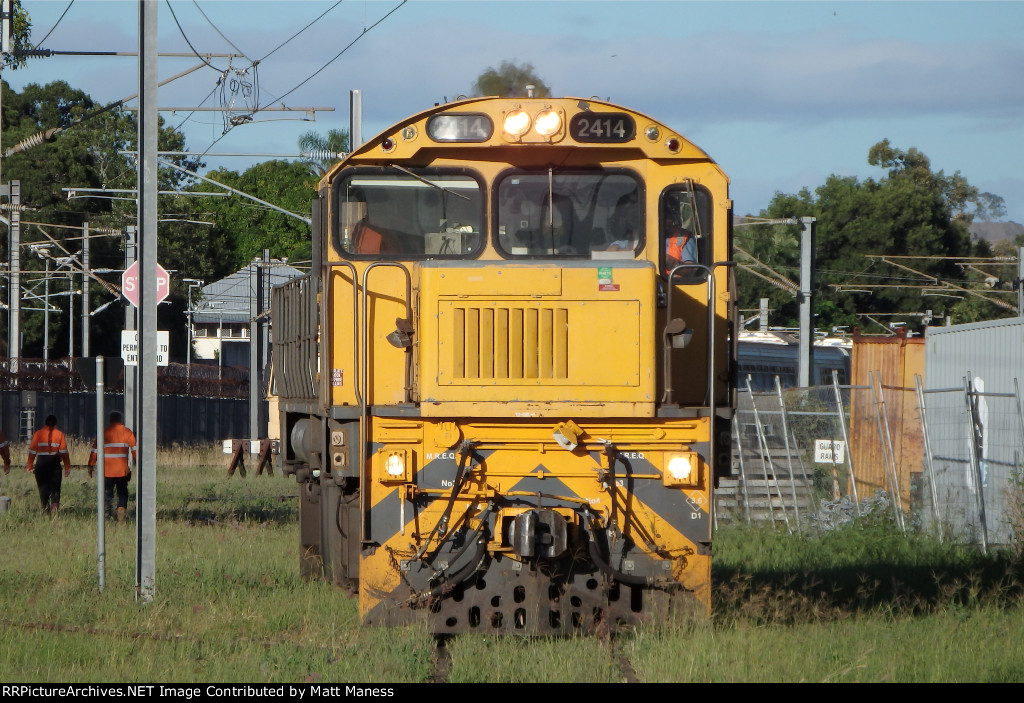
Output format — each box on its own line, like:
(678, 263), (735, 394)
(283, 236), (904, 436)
(471, 61), (551, 98)
(739, 141), (1003, 332)
(298, 128), (348, 178)
(0, 80), (203, 358)
(867, 138), (1005, 224)
(191, 161), (316, 270)
(3, 1), (35, 70)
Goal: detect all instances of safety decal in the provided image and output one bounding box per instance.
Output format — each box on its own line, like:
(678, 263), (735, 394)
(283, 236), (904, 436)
(597, 266), (620, 292)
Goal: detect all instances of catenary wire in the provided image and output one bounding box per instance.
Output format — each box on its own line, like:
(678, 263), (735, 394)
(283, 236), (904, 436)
(31, 0), (75, 48)
(165, 0), (224, 72)
(256, 0), (345, 63)
(191, 0), (254, 62)
(257, 0), (407, 113)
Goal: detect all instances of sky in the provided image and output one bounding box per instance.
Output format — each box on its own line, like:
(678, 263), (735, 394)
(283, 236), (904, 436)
(5, 0), (1024, 223)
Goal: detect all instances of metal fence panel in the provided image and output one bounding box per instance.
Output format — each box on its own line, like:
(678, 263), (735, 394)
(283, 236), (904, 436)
(921, 383), (1024, 547)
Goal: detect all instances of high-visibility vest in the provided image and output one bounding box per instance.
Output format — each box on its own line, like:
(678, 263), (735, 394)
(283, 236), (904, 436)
(667, 228), (692, 262)
(88, 422), (137, 478)
(27, 426), (71, 471)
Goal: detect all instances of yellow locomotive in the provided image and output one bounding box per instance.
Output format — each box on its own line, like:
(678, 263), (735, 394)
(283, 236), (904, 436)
(272, 95), (735, 634)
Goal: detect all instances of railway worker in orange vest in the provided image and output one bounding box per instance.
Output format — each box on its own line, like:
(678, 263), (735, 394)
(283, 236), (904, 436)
(26, 414), (71, 515)
(88, 411), (137, 522)
(664, 202), (697, 275)
(0, 428), (11, 474)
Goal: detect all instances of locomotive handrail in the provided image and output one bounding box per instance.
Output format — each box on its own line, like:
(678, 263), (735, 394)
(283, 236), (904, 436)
(323, 260), (361, 411)
(323, 260), (360, 500)
(664, 260), (736, 494)
(359, 262), (413, 544)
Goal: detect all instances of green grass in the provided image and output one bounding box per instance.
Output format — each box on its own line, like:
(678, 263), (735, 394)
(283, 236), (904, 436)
(1, 454), (1022, 683)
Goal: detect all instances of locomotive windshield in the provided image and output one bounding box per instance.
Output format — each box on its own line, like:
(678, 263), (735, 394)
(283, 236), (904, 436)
(495, 170), (642, 258)
(333, 169), (484, 258)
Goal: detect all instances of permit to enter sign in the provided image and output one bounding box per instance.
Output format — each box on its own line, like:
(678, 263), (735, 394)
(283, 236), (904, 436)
(121, 330), (169, 367)
(814, 439), (846, 464)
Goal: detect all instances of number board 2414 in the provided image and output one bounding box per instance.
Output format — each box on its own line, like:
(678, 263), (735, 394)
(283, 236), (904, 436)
(569, 112), (636, 143)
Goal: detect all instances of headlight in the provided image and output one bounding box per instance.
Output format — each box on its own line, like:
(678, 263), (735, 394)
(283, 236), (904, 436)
(503, 109), (531, 137)
(377, 448), (411, 483)
(664, 452), (700, 487)
(534, 109), (561, 136)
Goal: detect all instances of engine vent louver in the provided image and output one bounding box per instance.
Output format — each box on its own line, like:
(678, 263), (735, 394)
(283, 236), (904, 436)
(452, 306), (568, 380)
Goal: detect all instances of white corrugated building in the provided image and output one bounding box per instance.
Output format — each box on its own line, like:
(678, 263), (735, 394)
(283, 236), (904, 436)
(188, 259), (305, 368)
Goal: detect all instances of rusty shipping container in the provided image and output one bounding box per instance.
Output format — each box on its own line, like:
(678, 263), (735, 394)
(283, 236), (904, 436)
(849, 327), (926, 511)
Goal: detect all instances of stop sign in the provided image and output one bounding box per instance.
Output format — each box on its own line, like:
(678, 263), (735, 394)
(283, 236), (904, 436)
(121, 260), (170, 308)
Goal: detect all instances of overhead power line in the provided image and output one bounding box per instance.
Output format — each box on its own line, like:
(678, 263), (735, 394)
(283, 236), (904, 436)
(263, 0), (407, 111)
(257, 0), (344, 63)
(190, 0), (252, 62)
(29, 0), (75, 48)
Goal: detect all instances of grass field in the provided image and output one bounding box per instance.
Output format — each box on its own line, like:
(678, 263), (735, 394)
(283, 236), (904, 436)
(1, 446), (1022, 683)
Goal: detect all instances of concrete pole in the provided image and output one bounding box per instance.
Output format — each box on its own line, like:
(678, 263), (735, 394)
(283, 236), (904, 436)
(136, 0), (158, 602)
(43, 258), (49, 365)
(1017, 246), (1023, 316)
(350, 89), (362, 150)
(82, 222), (90, 357)
(249, 257), (258, 444)
(95, 356), (106, 591)
(7, 180), (19, 373)
(259, 250), (269, 434)
(797, 217), (816, 388)
(67, 267), (73, 357)
(124, 227), (136, 432)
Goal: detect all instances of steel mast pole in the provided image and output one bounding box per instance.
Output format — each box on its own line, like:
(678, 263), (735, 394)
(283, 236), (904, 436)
(797, 217), (816, 388)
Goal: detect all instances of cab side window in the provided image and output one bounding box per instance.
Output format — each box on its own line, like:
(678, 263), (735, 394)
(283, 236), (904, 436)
(661, 186), (711, 279)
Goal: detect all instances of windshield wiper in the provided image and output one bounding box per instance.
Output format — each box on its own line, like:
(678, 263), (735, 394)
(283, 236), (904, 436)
(385, 163), (471, 200)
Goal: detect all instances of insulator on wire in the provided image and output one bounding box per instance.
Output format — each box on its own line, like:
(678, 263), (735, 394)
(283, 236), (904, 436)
(3, 127), (60, 157)
(0, 202), (37, 212)
(11, 48), (54, 58)
(302, 150), (346, 161)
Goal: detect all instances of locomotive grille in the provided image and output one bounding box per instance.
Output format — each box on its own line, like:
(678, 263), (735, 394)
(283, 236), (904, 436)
(452, 305), (569, 380)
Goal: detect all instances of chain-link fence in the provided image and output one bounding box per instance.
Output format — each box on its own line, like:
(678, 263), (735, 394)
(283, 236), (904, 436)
(919, 379), (1024, 550)
(721, 374), (1024, 551)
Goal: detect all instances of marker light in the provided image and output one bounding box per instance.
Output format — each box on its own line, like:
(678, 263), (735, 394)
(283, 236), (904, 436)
(386, 452), (405, 476)
(664, 452), (700, 487)
(665, 137), (681, 153)
(503, 109), (531, 137)
(378, 448), (411, 483)
(534, 109), (562, 137)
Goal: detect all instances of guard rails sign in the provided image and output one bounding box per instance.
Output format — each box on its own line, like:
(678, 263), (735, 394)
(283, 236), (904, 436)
(814, 439), (845, 464)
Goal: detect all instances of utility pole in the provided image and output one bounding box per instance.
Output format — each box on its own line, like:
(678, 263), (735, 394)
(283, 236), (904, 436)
(350, 89), (363, 150)
(798, 217), (816, 388)
(124, 226), (137, 431)
(136, 0), (158, 603)
(184, 278), (203, 375)
(6, 181), (20, 369)
(1018, 246), (1023, 316)
(81, 222), (90, 357)
(42, 256), (49, 365)
(249, 251), (269, 445)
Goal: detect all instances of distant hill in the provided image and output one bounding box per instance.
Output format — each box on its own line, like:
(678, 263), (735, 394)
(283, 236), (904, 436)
(969, 221), (1024, 244)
